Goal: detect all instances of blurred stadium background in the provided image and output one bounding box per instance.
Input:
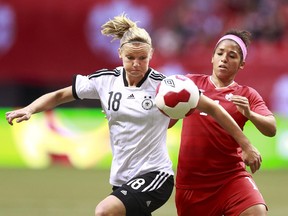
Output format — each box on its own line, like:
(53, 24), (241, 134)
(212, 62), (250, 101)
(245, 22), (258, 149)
(1, 0), (288, 215)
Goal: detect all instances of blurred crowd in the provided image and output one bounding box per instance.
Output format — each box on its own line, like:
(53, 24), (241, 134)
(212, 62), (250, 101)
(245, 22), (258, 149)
(152, 0), (288, 59)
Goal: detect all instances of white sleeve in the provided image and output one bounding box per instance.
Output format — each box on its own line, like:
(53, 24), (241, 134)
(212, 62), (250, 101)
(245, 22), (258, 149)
(72, 74), (100, 99)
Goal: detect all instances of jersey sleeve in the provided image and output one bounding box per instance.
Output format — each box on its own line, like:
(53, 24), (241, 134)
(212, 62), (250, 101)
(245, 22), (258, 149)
(72, 74), (100, 100)
(246, 86), (273, 116)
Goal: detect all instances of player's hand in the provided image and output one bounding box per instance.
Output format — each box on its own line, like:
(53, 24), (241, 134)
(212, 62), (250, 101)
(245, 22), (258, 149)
(5, 108), (32, 125)
(231, 95), (251, 118)
(242, 145), (262, 174)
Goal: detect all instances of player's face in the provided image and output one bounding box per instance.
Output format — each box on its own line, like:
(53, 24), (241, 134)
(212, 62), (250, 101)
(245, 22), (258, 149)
(211, 40), (245, 84)
(119, 42), (153, 79)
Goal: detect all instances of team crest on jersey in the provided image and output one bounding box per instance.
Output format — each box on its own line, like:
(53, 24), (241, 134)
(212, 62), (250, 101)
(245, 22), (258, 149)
(142, 96), (153, 110)
(225, 93), (233, 101)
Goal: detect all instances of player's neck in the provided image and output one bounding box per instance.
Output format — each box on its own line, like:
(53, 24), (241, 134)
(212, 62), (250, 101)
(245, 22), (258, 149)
(209, 76), (235, 88)
(126, 75), (143, 87)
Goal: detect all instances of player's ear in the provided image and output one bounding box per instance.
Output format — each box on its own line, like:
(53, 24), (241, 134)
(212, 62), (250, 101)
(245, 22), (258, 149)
(239, 61), (245, 69)
(118, 48), (122, 59)
(211, 49), (216, 64)
(149, 48), (154, 59)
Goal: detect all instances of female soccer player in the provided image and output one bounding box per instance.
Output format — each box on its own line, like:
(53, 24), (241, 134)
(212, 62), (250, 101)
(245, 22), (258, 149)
(6, 15), (262, 216)
(175, 30), (277, 216)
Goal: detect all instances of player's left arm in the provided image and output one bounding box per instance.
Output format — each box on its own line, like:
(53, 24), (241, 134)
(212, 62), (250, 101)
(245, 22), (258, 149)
(168, 119), (178, 128)
(231, 95), (276, 137)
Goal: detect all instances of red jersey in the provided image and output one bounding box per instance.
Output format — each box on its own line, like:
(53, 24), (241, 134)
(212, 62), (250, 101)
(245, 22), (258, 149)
(176, 74), (273, 189)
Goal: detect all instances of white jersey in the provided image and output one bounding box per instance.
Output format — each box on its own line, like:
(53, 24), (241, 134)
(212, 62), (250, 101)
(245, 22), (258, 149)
(72, 67), (174, 186)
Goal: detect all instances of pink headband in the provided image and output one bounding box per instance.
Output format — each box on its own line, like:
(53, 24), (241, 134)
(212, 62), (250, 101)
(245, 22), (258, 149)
(216, 34), (247, 60)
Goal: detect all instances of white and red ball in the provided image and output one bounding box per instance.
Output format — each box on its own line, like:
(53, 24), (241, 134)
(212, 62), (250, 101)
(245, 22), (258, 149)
(155, 75), (199, 119)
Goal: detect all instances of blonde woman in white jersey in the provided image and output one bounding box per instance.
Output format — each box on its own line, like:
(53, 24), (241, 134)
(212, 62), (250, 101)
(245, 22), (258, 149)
(6, 13), (174, 216)
(6, 14), (262, 216)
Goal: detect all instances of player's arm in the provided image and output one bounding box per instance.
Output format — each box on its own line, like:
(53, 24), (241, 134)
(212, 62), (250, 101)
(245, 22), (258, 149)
(231, 95), (276, 137)
(248, 113), (276, 137)
(168, 119), (178, 128)
(6, 86), (74, 125)
(196, 95), (262, 173)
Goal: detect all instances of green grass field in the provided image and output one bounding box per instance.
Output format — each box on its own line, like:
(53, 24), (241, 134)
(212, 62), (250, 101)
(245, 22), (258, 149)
(0, 167), (287, 216)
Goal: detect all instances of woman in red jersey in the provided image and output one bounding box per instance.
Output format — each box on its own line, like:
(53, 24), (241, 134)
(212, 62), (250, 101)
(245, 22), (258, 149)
(175, 30), (277, 216)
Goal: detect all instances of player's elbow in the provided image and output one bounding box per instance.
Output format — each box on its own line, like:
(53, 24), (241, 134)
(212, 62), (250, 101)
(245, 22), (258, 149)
(265, 126), (277, 137)
(261, 123), (277, 137)
(260, 116), (277, 137)
(267, 117), (277, 137)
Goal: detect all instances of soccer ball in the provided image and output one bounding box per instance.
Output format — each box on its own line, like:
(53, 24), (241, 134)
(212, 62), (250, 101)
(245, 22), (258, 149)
(155, 75), (199, 119)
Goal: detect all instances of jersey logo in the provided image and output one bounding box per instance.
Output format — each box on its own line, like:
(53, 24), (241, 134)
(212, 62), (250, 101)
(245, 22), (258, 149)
(127, 94), (135, 99)
(120, 190), (127, 195)
(142, 96), (153, 110)
(146, 200), (151, 207)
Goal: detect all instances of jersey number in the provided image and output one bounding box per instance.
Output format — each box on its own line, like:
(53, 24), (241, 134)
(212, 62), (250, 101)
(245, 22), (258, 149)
(127, 178), (146, 190)
(108, 91), (122, 111)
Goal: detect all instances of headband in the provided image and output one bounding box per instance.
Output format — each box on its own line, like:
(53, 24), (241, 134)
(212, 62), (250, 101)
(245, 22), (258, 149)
(120, 40), (151, 48)
(216, 34), (247, 60)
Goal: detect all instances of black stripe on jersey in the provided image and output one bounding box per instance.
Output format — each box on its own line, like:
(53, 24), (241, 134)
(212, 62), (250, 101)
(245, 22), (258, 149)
(149, 71), (166, 81)
(88, 68), (121, 79)
(72, 75), (80, 99)
(122, 68), (152, 87)
(141, 172), (170, 192)
(136, 68), (151, 87)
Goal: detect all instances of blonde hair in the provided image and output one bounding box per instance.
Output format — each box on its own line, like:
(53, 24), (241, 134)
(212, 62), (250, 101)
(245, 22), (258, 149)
(101, 13), (152, 47)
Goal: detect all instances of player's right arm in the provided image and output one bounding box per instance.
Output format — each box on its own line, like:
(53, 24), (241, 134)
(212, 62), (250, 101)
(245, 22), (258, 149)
(197, 94), (262, 174)
(6, 86), (74, 125)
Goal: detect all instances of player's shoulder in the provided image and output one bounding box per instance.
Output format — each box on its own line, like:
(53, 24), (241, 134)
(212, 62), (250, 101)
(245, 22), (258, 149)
(185, 73), (209, 84)
(148, 68), (166, 81)
(235, 83), (259, 94)
(233, 83), (264, 101)
(186, 73), (208, 79)
(88, 67), (122, 79)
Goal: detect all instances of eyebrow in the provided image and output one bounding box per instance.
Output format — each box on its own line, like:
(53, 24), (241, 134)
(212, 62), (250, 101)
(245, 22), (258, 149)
(217, 47), (238, 54)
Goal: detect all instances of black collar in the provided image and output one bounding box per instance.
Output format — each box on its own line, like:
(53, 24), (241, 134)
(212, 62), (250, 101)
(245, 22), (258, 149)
(122, 68), (152, 87)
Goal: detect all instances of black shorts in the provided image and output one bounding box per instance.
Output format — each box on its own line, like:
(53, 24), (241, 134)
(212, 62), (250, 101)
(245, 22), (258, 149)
(111, 171), (174, 216)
